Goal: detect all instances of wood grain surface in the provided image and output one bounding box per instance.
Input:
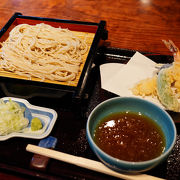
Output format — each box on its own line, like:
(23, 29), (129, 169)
(0, 0), (179, 179)
(0, 0), (180, 55)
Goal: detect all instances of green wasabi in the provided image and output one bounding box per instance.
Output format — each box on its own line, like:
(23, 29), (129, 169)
(31, 117), (43, 131)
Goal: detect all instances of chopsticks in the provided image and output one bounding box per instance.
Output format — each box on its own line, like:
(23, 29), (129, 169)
(26, 144), (164, 180)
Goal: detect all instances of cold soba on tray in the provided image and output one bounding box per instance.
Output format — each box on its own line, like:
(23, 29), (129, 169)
(0, 23), (94, 86)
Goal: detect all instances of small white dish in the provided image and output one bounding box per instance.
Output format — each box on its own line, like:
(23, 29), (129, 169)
(0, 97), (57, 141)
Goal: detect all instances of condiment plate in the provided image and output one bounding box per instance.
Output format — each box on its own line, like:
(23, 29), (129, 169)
(0, 97), (57, 141)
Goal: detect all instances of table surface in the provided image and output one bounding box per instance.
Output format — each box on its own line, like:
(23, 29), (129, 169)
(0, 0), (180, 179)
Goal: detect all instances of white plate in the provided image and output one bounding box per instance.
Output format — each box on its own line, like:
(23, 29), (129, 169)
(0, 97), (57, 141)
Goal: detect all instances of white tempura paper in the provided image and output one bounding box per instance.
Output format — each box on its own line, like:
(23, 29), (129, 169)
(100, 52), (165, 108)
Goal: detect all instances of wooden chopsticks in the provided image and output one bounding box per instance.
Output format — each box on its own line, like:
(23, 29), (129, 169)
(26, 144), (164, 180)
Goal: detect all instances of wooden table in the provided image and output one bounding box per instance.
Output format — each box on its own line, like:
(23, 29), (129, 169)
(0, 0), (180, 55)
(0, 0), (179, 179)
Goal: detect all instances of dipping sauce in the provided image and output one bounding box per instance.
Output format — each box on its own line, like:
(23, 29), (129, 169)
(93, 112), (166, 162)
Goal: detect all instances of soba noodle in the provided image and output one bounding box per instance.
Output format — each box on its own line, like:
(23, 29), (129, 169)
(0, 23), (88, 82)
